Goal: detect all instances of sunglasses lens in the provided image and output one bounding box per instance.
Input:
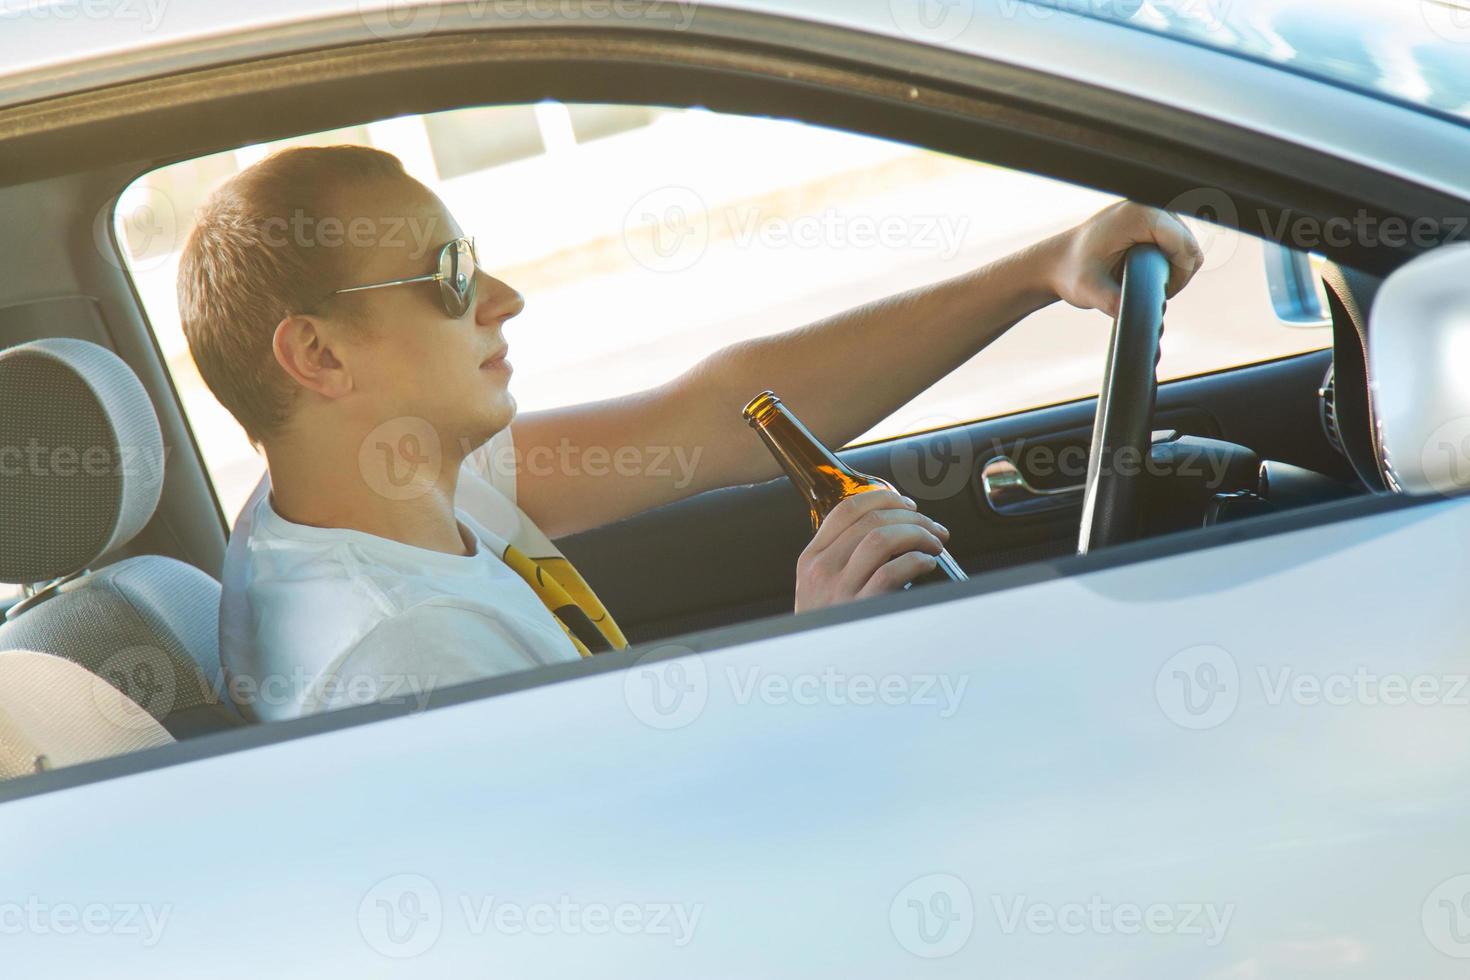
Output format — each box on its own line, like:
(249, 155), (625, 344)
(439, 239), (476, 317)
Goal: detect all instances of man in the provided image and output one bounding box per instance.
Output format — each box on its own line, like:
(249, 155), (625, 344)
(179, 145), (1200, 720)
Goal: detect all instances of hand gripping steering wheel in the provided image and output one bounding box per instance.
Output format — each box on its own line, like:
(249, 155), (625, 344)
(1077, 244), (1170, 555)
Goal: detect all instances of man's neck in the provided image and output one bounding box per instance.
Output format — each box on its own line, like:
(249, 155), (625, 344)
(263, 426), (470, 556)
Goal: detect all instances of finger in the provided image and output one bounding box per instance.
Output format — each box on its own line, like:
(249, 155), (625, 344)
(807, 489), (914, 553)
(855, 551), (940, 600)
(1088, 208), (1199, 317)
(838, 522), (945, 595)
(1144, 208), (1204, 296)
(821, 507), (949, 574)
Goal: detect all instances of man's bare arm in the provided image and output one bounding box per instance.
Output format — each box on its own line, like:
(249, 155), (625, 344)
(511, 202), (1201, 540)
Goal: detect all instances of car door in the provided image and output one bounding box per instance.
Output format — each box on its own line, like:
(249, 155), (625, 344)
(5, 488), (1467, 978)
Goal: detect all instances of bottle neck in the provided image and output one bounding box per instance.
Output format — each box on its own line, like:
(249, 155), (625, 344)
(746, 398), (847, 484)
(743, 392), (877, 529)
(741, 391), (964, 584)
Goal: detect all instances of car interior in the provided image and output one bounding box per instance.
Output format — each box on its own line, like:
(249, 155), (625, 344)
(0, 21), (1460, 786)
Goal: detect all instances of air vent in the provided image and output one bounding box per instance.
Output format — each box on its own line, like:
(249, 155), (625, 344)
(1318, 365), (1345, 456)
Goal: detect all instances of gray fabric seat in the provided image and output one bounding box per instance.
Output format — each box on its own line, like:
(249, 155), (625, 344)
(0, 338), (241, 737)
(0, 649), (174, 779)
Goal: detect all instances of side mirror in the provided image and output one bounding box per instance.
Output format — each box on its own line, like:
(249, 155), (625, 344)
(1263, 243), (1329, 326)
(1368, 242), (1470, 496)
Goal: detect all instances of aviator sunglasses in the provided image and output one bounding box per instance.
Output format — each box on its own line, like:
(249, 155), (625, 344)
(330, 237), (478, 318)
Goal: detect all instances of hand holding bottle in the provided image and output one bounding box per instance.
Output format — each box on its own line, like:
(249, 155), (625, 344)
(792, 489), (950, 612)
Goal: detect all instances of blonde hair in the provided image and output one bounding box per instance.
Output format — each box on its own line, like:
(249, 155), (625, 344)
(177, 144), (407, 443)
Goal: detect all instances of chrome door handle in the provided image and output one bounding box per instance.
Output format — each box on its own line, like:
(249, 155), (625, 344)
(979, 456), (1083, 517)
(979, 432), (1178, 518)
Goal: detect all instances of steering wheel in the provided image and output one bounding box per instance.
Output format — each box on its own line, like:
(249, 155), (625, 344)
(1077, 244), (1170, 555)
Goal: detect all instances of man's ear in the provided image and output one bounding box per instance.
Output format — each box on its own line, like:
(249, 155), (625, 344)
(272, 314), (355, 399)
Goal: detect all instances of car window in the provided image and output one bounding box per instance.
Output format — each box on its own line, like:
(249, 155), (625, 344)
(119, 103), (1330, 521)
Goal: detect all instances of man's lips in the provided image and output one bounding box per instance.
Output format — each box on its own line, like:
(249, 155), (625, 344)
(480, 347), (510, 369)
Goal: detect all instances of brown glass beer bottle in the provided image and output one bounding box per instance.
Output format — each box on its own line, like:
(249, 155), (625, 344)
(742, 390), (966, 584)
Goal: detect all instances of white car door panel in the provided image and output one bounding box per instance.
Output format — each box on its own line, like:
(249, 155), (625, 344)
(2, 496), (1467, 977)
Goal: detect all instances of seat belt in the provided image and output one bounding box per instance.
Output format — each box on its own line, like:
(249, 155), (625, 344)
(499, 543), (628, 657)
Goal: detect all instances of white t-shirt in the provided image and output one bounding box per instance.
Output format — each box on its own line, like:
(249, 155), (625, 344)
(220, 429), (582, 721)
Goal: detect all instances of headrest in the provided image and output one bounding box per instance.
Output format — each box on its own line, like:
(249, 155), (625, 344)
(0, 339), (165, 584)
(1368, 242), (1470, 497)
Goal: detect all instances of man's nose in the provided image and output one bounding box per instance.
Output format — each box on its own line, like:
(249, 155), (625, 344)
(476, 271), (525, 325)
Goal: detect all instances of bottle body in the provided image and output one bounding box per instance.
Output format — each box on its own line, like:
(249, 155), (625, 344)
(742, 391), (966, 584)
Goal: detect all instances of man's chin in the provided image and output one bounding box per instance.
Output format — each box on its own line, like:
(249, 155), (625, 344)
(462, 394), (516, 452)
(488, 390), (516, 432)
